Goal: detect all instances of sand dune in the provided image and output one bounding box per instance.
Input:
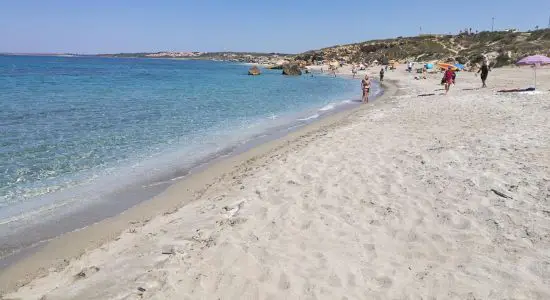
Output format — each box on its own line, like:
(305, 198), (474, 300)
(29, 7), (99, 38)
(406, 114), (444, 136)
(3, 66), (550, 299)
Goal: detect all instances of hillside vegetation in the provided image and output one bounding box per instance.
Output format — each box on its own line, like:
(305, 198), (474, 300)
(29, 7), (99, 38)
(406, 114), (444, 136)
(294, 29), (550, 68)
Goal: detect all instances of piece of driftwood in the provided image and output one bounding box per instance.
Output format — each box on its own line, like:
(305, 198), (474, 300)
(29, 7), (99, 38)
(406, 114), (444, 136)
(491, 189), (511, 199)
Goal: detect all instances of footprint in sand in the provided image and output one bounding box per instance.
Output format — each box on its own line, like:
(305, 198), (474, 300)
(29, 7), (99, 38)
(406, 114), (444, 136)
(258, 267), (272, 282)
(374, 276), (393, 289)
(300, 220), (312, 231)
(451, 216), (471, 230)
(73, 266), (100, 281)
(347, 272), (357, 287)
(278, 272), (291, 290)
(257, 206), (268, 219)
(329, 272), (342, 287)
(316, 252), (328, 268)
(529, 261), (550, 279)
(363, 243), (376, 252)
(302, 280), (316, 298)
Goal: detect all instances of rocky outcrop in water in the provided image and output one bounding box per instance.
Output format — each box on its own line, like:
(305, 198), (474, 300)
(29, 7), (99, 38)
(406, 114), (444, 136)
(248, 66), (261, 75)
(282, 64), (302, 76)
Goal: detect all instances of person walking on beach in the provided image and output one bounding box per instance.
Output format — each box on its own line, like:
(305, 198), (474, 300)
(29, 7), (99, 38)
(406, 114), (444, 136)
(352, 65), (357, 78)
(361, 75), (371, 103)
(379, 68), (385, 82)
(443, 66), (455, 95)
(477, 62), (490, 88)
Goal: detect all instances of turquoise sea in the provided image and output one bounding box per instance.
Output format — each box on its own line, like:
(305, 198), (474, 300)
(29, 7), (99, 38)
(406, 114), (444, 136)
(0, 55), (380, 261)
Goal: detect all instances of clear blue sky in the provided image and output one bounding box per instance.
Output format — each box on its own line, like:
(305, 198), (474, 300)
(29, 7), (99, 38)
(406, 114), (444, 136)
(1, 0), (549, 54)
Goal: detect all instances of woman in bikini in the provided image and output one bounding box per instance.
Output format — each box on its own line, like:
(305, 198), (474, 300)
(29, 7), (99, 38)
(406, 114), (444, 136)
(361, 75), (371, 103)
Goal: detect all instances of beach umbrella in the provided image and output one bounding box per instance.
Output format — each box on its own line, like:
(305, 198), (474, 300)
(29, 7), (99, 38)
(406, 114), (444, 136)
(516, 55), (550, 89)
(437, 62), (458, 71)
(454, 63), (465, 70)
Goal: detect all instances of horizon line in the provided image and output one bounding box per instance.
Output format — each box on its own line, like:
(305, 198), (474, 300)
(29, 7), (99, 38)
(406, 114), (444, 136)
(2, 28), (547, 57)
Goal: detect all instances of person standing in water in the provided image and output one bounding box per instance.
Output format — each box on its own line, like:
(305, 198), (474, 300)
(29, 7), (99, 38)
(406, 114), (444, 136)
(477, 62), (489, 88)
(379, 68), (385, 82)
(330, 65), (337, 77)
(361, 75), (371, 103)
(352, 65), (357, 78)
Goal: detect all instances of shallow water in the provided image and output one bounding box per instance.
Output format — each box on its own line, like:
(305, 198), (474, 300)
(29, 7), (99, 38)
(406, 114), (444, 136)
(0, 56), (379, 246)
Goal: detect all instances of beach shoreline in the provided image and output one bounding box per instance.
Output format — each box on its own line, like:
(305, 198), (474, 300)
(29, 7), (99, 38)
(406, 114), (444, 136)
(0, 73), (393, 294)
(0, 87), (369, 267)
(3, 64), (549, 299)
(0, 60), (366, 268)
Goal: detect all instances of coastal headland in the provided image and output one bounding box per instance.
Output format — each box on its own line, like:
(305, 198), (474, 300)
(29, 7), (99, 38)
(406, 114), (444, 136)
(92, 29), (550, 70)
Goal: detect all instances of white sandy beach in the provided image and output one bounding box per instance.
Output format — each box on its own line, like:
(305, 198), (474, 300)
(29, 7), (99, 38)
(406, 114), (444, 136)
(2, 65), (550, 299)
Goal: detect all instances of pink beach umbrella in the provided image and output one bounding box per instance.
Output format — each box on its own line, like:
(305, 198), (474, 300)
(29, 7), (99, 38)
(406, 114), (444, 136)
(516, 55), (550, 89)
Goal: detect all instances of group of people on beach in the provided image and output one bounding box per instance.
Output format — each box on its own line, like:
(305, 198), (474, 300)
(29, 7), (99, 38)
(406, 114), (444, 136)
(443, 61), (490, 94)
(359, 60), (491, 101)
